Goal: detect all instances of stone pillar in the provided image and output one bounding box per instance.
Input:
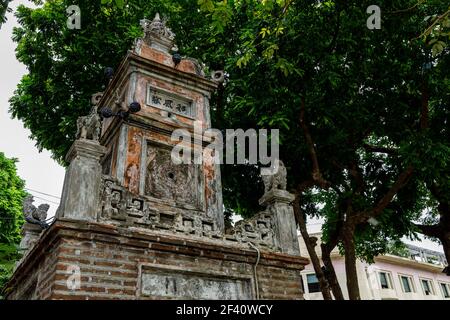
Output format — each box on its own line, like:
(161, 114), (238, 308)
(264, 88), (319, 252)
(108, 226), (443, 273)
(259, 189), (300, 256)
(14, 223), (44, 272)
(57, 139), (106, 221)
(19, 223), (43, 252)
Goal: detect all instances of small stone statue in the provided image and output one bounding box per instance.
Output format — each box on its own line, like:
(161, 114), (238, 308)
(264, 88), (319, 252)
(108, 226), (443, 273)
(23, 195), (50, 229)
(261, 159), (287, 193)
(76, 106), (102, 141)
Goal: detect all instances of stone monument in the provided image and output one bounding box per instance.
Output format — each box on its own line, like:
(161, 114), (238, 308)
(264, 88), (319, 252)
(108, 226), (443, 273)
(5, 14), (308, 300)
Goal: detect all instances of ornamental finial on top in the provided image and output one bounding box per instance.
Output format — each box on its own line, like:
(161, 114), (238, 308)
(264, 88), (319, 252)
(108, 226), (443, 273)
(139, 13), (177, 53)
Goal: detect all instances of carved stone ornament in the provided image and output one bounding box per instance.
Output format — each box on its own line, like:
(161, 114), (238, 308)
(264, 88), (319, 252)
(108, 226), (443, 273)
(22, 195), (49, 229)
(211, 70), (225, 83)
(76, 106), (102, 141)
(231, 212), (278, 250)
(99, 176), (279, 251)
(261, 159), (287, 194)
(139, 13), (177, 53)
(90, 92), (103, 106)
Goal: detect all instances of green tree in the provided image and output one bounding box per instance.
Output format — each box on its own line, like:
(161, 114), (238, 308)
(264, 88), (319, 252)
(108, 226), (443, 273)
(420, 5), (450, 56)
(200, 0), (449, 299)
(9, 0), (449, 299)
(0, 152), (26, 296)
(0, 0), (12, 27)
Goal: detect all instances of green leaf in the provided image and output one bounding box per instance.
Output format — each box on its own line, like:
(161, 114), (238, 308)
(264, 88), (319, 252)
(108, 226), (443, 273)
(115, 0), (125, 9)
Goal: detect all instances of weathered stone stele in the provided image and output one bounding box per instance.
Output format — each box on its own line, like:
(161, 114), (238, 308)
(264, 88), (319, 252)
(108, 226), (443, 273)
(5, 14), (308, 300)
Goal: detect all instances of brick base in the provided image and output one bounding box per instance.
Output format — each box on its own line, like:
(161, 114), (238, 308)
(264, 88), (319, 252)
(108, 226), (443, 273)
(5, 219), (308, 300)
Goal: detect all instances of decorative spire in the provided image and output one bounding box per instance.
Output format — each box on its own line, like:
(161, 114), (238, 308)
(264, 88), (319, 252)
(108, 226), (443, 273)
(139, 13), (177, 53)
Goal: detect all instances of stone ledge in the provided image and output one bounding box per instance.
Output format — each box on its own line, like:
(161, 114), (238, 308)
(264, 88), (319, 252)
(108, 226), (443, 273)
(65, 139), (107, 163)
(56, 218), (309, 265)
(259, 189), (295, 206)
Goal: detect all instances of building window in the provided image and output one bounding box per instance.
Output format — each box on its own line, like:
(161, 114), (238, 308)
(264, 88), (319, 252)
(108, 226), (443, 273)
(379, 271), (393, 289)
(399, 275), (414, 293)
(420, 279), (435, 296)
(440, 283), (450, 299)
(306, 274), (320, 293)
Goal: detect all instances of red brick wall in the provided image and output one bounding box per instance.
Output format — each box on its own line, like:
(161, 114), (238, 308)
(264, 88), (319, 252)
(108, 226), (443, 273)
(6, 220), (308, 300)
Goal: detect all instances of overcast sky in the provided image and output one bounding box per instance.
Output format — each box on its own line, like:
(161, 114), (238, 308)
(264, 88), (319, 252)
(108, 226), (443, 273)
(0, 0), (64, 217)
(0, 1), (443, 253)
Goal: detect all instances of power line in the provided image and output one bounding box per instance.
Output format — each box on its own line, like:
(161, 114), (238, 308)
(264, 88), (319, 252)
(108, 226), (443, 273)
(28, 194), (60, 206)
(25, 188), (61, 200)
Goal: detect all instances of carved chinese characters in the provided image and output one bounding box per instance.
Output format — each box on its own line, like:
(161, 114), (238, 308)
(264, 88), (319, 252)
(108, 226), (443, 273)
(147, 87), (194, 118)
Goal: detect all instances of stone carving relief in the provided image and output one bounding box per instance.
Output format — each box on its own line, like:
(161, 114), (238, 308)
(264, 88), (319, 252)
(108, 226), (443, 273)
(144, 146), (199, 207)
(99, 175), (280, 251)
(140, 268), (253, 299)
(231, 211), (277, 250)
(98, 161), (294, 253)
(102, 180), (127, 221)
(100, 176), (221, 238)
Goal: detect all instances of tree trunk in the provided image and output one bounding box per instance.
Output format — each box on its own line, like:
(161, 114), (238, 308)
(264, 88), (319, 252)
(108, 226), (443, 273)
(440, 232), (450, 275)
(342, 224), (360, 300)
(293, 194), (333, 300)
(415, 224), (449, 275)
(321, 242), (345, 300)
(428, 183), (449, 274)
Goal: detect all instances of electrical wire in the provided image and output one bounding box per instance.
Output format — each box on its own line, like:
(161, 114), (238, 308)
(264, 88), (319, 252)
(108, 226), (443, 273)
(25, 188), (60, 199)
(27, 194), (60, 206)
(248, 242), (261, 300)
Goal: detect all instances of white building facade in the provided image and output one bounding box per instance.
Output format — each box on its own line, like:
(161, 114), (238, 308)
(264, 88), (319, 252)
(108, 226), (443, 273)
(299, 233), (450, 300)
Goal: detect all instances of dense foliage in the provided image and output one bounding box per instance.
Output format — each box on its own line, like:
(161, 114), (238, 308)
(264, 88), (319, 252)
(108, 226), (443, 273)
(0, 0), (12, 26)
(0, 152), (26, 296)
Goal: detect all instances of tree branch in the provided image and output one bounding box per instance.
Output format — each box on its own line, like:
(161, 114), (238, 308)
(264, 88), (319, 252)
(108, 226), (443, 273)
(359, 165), (414, 222)
(387, 1), (425, 15)
(299, 97), (330, 189)
(348, 160), (365, 195)
(363, 144), (398, 154)
(417, 9), (450, 39)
